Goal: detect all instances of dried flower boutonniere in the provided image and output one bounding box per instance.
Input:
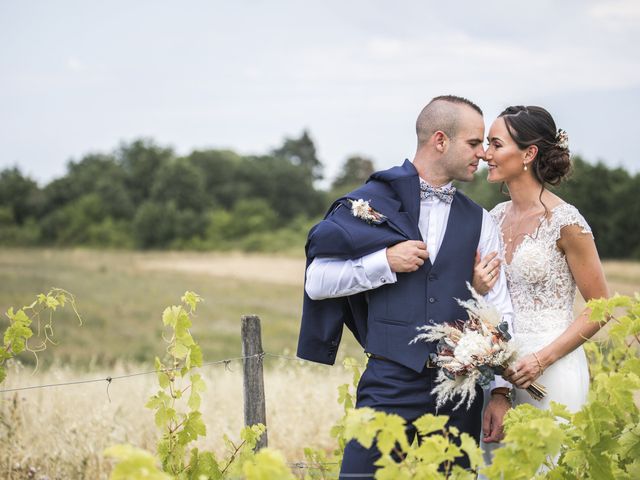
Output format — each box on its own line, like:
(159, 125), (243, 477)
(349, 199), (386, 225)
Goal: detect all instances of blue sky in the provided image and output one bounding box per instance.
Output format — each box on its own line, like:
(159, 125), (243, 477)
(1, 0), (639, 185)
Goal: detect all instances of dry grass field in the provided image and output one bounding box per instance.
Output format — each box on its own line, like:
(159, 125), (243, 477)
(1, 248), (639, 479)
(1, 360), (355, 480)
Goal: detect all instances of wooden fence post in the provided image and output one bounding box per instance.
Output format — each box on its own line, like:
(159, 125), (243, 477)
(241, 314), (268, 450)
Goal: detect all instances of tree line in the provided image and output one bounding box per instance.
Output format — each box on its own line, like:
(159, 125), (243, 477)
(0, 131), (637, 258)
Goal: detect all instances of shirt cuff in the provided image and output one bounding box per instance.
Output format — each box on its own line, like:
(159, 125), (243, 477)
(361, 248), (397, 288)
(490, 376), (512, 391)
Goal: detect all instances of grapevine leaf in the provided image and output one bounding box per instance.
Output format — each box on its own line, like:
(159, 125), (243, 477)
(459, 432), (484, 470)
(162, 306), (180, 328)
(241, 448), (296, 480)
(181, 291), (202, 311)
(104, 444), (171, 480)
(413, 413), (449, 436)
(188, 343), (203, 368)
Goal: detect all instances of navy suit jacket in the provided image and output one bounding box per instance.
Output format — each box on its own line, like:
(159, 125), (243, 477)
(297, 160), (483, 371)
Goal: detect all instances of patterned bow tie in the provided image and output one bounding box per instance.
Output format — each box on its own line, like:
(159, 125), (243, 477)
(419, 181), (456, 204)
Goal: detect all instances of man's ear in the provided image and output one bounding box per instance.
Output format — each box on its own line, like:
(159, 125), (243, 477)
(433, 131), (449, 153)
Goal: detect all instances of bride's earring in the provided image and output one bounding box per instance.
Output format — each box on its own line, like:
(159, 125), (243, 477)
(524, 163), (528, 171)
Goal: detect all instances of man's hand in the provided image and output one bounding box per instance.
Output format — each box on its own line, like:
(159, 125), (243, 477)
(482, 391), (511, 443)
(386, 240), (428, 272)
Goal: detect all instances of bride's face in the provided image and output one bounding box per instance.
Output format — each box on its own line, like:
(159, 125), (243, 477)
(483, 117), (527, 183)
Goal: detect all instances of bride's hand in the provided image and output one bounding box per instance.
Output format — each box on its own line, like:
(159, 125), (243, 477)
(472, 251), (501, 295)
(503, 353), (545, 389)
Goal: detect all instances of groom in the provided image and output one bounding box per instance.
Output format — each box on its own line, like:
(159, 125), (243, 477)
(297, 95), (513, 477)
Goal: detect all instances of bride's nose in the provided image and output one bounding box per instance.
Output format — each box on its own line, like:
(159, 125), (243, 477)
(483, 150), (492, 162)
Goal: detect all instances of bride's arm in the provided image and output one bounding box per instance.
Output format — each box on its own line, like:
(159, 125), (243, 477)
(505, 223), (609, 389)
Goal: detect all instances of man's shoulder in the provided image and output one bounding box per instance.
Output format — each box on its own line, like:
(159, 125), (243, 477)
(369, 159), (417, 183)
(343, 179), (394, 200)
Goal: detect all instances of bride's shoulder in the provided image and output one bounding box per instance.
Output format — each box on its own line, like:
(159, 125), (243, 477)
(550, 201), (583, 220)
(549, 202), (592, 237)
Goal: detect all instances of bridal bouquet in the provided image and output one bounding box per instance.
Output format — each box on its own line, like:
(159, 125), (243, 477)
(411, 284), (546, 410)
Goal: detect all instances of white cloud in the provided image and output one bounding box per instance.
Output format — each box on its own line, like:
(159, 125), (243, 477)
(588, 0), (640, 28)
(66, 56), (84, 72)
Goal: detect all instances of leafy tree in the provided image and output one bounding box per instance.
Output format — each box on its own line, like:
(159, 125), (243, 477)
(331, 155), (376, 193)
(132, 201), (179, 248)
(238, 155), (325, 223)
(225, 199), (278, 238)
(39, 194), (109, 245)
(0, 167), (41, 224)
(41, 153), (133, 219)
(272, 129), (323, 181)
(555, 157), (633, 258)
(150, 158), (208, 212)
(118, 139), (174, 207)
(186, 149), (244, 209)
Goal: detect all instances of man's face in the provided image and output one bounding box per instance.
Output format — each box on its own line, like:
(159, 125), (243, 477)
(442, 107), (485, 182)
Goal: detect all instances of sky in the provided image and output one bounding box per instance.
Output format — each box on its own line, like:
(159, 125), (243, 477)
(1, 0), (639, 186)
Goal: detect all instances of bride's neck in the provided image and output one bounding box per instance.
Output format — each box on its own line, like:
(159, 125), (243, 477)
(506, 175), (546, 213)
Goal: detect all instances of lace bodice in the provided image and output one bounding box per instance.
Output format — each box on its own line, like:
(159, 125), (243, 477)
(490, 202), (592, 335)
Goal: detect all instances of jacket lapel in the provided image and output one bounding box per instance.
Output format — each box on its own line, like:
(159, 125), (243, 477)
(385, 162), (421, 240)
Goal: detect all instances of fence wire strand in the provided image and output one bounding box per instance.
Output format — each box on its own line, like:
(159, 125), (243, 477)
(0, 353), (265, 394)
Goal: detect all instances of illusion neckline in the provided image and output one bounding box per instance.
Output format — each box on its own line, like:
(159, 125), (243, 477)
(498, 201), (568, 266)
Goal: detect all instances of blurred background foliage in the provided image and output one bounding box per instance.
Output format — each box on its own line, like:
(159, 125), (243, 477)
(1, 131), (638, 258)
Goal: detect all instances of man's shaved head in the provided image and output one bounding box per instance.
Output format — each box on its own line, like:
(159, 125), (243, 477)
(416, 95), (483, 147)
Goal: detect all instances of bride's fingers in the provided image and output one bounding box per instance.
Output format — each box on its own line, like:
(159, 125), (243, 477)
(486, 270), (499, 287)
(481, 251), (498, 267)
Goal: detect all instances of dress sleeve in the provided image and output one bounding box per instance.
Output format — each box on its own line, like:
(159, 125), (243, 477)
(552, 204), (593, 241)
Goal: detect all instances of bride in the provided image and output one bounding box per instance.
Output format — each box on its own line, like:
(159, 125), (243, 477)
(474, 105), (609, 431)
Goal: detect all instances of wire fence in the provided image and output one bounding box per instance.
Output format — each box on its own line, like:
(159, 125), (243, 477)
(0, 352), (365, 395)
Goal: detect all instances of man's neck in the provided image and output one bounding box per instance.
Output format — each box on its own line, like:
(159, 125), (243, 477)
(412, 155), (452, 187)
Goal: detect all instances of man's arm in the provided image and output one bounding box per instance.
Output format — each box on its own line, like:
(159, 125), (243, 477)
(305, 241), (428, 300)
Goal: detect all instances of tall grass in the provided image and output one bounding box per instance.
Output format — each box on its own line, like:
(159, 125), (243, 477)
(0, 359), (354, 479)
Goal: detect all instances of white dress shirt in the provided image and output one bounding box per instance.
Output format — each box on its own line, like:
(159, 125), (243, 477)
(305, 181), (514, 389)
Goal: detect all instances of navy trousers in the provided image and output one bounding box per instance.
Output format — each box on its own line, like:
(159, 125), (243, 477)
(339, 357), (483, 479)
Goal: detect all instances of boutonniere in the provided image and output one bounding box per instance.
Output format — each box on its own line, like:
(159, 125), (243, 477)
(349, 199), (386, 225)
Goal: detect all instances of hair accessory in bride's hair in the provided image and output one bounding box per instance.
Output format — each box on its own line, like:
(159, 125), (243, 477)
(555, 129), (569, 149)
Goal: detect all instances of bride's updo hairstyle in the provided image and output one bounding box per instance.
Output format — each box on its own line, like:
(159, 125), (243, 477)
(499, 105), (572, 186)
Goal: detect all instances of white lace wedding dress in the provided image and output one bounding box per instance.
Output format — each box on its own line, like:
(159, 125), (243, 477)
(481, 202), (592, 468)
(491, 201), (592, 412)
